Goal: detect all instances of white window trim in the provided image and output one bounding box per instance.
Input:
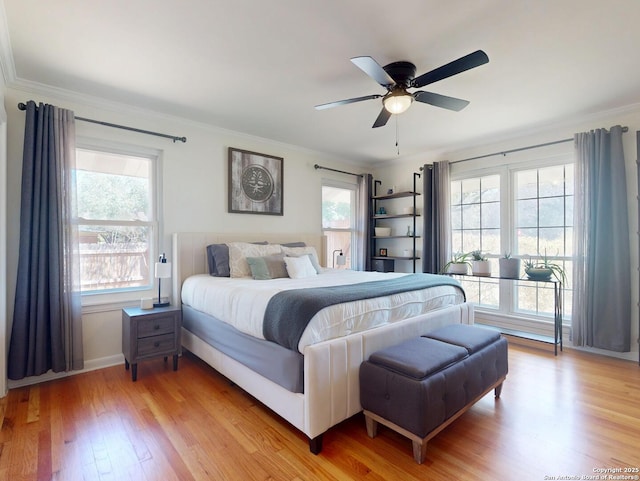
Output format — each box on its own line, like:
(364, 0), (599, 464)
(76, 137), (164, 307)
(321, 178), (359, 266)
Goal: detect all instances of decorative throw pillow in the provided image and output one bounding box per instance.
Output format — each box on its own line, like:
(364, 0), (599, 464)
(280, 241), (306, 247)
(284, 254), (317, 279)
(206, 241), (268, 277)
(282, 246), (322, 273)
(246, 254), (288, 280)
(228, 242), (282, 278)
(206, 243), (231, 276)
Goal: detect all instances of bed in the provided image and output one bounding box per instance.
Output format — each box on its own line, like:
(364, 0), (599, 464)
(172, 232), (474, 453)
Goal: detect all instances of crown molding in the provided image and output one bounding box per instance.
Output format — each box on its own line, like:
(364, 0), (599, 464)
(384, 101), (640, 167)
(7, 76), (366, 168)
(0, 0), (16, 87)
(445, 102), (640, 160)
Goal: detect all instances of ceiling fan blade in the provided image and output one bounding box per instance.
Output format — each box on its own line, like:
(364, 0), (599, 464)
(314, 94), (382, 110)
(413, 91), (470, 111)
(412, 50), (489, 88)
(372, 108), (392, 128)
(351, 56), (396, 88)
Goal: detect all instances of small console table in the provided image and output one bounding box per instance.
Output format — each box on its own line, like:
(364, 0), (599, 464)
(449, 274), (563, 355)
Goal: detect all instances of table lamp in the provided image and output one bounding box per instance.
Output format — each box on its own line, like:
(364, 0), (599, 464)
(154, 253), (171, 308)
(333, 249), (346, 268)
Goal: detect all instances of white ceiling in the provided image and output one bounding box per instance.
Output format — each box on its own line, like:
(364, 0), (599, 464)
(3, 0), (640, 164)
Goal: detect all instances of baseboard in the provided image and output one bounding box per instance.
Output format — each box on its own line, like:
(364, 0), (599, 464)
(6, 353), (125, 390)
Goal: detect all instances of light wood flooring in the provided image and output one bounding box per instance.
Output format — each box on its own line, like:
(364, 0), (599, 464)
(1, 342), (639, 481)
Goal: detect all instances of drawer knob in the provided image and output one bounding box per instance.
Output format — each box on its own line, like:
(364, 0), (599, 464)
(154, 342), (160, 347)
(154, 324), (160, 330)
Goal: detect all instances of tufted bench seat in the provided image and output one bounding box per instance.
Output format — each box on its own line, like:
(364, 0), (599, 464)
(359, 324), (508, 463)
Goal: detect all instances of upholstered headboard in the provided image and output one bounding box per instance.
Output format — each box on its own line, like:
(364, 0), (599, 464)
(171, 232), (327, 304)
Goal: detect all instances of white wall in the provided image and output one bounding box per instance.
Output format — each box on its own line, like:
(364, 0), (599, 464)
(373, 105), (640, 362)
(3, 86), (366, 387)
(0, 85), (8, 396)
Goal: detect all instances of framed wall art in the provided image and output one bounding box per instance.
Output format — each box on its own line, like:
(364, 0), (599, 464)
(228, 148), (283, 215)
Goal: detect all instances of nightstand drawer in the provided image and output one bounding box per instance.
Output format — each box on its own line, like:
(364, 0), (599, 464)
(137, 316), (176, 338)
(137, 333), (176, 357)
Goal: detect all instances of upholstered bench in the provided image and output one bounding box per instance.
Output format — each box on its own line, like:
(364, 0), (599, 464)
(359, 324), (508, 464)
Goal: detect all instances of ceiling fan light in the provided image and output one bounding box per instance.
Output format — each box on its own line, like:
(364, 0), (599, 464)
(383, 91), (413, 114)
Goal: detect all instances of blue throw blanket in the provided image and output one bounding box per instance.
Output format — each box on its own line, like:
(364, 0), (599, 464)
(263, 273), (465, 351)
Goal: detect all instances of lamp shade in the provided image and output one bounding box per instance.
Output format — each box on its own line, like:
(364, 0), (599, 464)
(155, 262), (172, 279)
(333, 249), (346, 268)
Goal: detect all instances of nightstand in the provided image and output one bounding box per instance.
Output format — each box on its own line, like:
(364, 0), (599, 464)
(122, 305), (182, 381)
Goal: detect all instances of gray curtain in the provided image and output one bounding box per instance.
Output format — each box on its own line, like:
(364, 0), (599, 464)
(422, 161), (451, 274)
(572, 125), (630, 351)
(355, 173), (373, 271)
(8, 101), (83, 379)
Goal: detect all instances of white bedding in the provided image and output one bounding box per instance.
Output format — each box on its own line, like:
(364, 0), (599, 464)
(181, 269), (465, 352)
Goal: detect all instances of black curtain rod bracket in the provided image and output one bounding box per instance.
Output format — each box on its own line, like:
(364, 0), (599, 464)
(314, 164), (363, 177)
(18, 102), (187, 143)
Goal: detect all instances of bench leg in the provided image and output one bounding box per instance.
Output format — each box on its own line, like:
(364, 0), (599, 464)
(495, 382), (503, 398)
(365, 413), (378, 438)
(412, 440), (427, 464)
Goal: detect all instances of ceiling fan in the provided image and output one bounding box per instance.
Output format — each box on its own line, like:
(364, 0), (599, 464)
(315, 50), (489, 128)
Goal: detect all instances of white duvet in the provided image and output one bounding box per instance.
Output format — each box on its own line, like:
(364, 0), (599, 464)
(181, 269), (465, 353)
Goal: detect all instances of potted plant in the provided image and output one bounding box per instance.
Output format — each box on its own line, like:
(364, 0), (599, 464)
(499, 252), (520, 279)
(441, 252), (471, 275)
(470, 250), (491, 277)
(523, 252), (566, 284)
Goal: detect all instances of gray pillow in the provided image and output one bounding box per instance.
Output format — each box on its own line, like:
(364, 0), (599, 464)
(207, 244), (230, 276)
(207, 241), (268, 277)
(246, 254), (289, 280)
(281, 241), (306, 247)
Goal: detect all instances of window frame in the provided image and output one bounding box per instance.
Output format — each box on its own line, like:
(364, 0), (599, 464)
(321, 178), (358, 269)
(450, 152), (573, 331)
(75, 138), (163, 305)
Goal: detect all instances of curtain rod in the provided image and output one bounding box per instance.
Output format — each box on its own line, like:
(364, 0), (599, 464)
(314, 164), (363, 177)
(449, 126), (628, 164)
(17, 102), (187, 143)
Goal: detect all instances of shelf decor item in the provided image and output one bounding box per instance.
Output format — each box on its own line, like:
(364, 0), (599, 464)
(523, 252), (566, 284)
(499, 253), (520, 279)
(379, 248), (388, 257)
(442, 252), (471, 275)
(470, 250), (491, 277)
(375, 227), (392, 237)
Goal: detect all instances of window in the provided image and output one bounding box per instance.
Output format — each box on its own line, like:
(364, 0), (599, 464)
(451, 175), (501, 308)
(322, 181), (356, 269)
(451, 160), (573, 323)
(75, 145), (159, 294)
(514, 164), (573, 317)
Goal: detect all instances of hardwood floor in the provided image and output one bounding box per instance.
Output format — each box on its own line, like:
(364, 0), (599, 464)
(1, 343), (639, 481)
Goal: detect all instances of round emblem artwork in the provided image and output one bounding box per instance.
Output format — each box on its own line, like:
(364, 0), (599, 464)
(241, 165), (274, 202)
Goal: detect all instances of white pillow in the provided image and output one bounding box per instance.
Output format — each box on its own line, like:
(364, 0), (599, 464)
(227, 242), (282, 278)
(282, 246), (322, 273)
(284, 255), (317, 279)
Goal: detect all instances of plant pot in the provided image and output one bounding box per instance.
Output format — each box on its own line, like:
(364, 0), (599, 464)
(471, 260), (491, 277)
(447, 262), (469, 275)
(525, 267), (553, 281)
(499, 258), (520, 279)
